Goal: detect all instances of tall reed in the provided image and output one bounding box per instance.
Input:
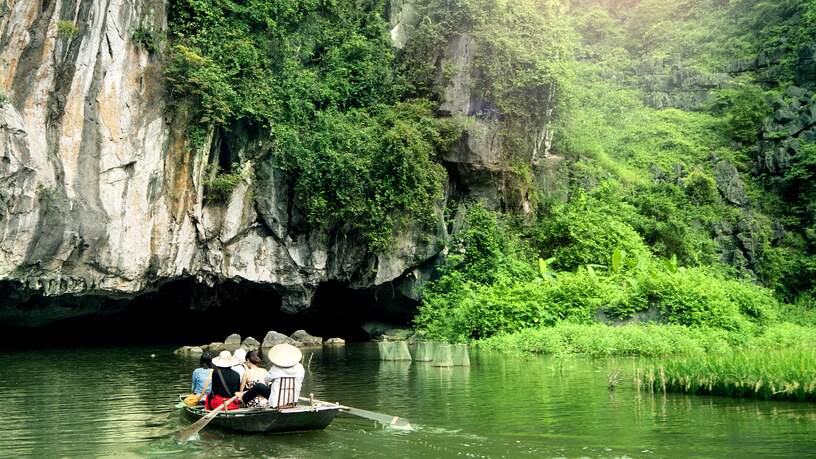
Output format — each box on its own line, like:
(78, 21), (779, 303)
(642, 346), (816, 402)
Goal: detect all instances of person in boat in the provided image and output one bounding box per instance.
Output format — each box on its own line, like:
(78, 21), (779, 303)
(240, 343), (305, 408)
(232, 348), (248, 379)
(190, 351), (213, 402)
(239, 351), (269, 408)
(205, 350), (242, 411)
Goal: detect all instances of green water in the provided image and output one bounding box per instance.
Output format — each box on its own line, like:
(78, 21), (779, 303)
(0, 344), (814, 458)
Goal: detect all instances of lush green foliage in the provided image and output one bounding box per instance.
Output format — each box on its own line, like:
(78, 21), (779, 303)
(57, 20), (78, 39)
(132, 26), (159, 53)
(166, 0), (456, 249)
(272, 101), (453, 250)
(477, 323), (735, 357)
(414, 207), (780, 342)
(204, 169), (245, 203)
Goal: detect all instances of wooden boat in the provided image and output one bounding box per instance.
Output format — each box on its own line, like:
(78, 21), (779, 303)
(180, 397), (340, 434)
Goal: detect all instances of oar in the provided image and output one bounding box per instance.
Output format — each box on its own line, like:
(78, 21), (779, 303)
(300, 397), (412, 429)
(176, 395), (239, 442)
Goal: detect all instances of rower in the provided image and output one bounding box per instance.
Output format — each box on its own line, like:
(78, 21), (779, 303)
(239, 343), (305, 408)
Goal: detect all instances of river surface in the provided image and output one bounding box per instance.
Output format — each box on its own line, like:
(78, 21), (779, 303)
(0, 344), (814, 458)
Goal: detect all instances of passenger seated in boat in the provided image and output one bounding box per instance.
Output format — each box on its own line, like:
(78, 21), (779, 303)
(232, 348), (247, 379)
(240, 343), (305, 409)
(205, 350), (242, 411)
(191, 351), (213, 401)
(239, 351), (269, 408)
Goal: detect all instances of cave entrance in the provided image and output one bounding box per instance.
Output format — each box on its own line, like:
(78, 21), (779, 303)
(0, 278), (419, 348)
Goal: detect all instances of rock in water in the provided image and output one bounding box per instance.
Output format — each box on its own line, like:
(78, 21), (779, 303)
(262, 331), (298, 348)
(174, 346), (192, 356)
(324, 337), (345, 346)
(204, 342), (225, 353)
(241, 336), (261, 351)
(189, 347), (204, 357)
(224, 333), (242, 351)
(291, 330), (323, 346)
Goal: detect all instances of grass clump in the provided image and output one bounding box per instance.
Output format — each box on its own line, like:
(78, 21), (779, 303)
(650, 345), (816, 402)
(57, 20), (78, 38)
(204, 169), (244, 203)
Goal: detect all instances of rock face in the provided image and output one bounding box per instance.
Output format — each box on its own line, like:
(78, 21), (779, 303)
(0, 1), (567, 326)
(0, 0), (450, 324)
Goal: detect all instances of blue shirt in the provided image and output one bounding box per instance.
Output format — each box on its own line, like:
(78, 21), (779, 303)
(191, 368), (212, 395)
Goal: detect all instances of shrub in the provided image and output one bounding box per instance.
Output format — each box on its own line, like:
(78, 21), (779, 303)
(637, 267), (751, 332)
(57, 20), (78, 39)
(477, 323), (734, 357)
(132, 26), (158, 53)
(533, 188), (652, 271)
(204, 170), (244, 203)
(683, 170), (719, 204)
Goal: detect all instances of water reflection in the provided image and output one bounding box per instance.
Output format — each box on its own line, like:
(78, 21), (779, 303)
(0, 344), (814, 458)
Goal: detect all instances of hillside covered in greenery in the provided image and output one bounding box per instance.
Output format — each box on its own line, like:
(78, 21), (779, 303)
(164, 0), (816, 359)
(410, 0), (816, 343)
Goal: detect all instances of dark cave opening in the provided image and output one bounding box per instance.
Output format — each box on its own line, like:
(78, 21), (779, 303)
(0, 278), (418, 349)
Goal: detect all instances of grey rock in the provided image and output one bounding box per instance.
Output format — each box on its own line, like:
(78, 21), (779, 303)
(787, 86), (807, 98)
(324, 337), (346, 345)
(262, 330), (297, 348)
(381, 328), (415, 342)
(224, 333), (241, 351)
(204, 342), (225, 353)
(174, 346), (192, 356)
(241, 336), (261, 351)
(291, 329), (323, 346)
(189, 347), (204, 357)
(714, 161), (748, 206)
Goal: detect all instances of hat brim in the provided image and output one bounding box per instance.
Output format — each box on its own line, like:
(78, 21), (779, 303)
(212, 356), (240, 367)
(267, 343), (302, 368)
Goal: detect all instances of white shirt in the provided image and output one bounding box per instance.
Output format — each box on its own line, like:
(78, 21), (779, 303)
(231, 363), (246, 380)
(265, 363), (305, 407)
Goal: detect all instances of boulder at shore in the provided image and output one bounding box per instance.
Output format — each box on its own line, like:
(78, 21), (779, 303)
(291, 329), (323, 346)
(241, 336), (261, 352)
(325, 337), (345, 346)
(224, 333), (242, 351)
(262, 330), (299, 348)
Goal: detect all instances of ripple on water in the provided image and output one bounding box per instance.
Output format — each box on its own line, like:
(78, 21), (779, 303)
(1, 345), (815, 458)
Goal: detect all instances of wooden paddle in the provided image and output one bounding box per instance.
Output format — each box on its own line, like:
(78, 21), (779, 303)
(300, 397), (412, 429)
(176, 395), (239, 442)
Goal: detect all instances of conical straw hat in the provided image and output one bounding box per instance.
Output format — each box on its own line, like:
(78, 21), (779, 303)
(212, 350), (239, 368)
(267, 343), (302, 368)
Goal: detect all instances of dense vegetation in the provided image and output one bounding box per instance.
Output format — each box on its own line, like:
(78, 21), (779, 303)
(412, 0), (816, 350)
(165, 0), (816, 385)
(166, 0), (456, 249)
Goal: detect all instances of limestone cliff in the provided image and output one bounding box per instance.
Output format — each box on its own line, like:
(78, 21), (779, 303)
(0, 0), (564, 325)
(0, 0), (446, 322)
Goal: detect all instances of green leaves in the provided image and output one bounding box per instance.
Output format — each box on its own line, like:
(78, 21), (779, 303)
(538, 257), (556, 282)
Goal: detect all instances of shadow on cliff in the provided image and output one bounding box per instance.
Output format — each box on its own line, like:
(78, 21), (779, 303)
(0, 279), (416, 348)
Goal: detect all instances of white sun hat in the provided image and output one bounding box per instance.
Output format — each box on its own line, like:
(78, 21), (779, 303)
(233, 348), (247, 363)
(267, 343), (303, 368)
(212, 350), (239, 368)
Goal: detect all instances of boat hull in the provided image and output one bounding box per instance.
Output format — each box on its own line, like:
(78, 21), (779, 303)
(182, 402), (340, 433)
